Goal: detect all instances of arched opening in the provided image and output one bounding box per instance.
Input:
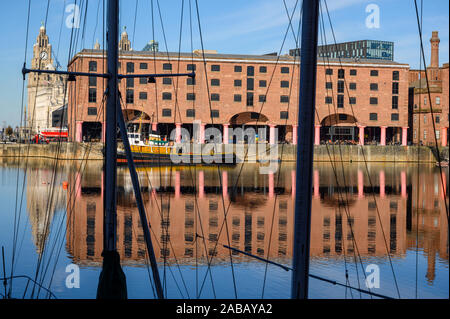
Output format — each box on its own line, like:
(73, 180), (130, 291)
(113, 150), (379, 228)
(229, 112), (279, 143)
(320, 114), (358, 144)
(123, 109), (152, 137)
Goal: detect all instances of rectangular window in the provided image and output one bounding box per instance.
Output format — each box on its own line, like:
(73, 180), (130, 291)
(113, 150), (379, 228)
(139, 77), (148, 84)
(126, 89), (134, 104)
(281, 67), (289, 74)
(126, 77), (134, 88)
(391, 113), (399, 121)
(259, 66), (267, 73)
(162, 109), (172, 117)
(325, 96), (333, 104)
(280, 95), (289, 103)
(337, 95), (344, 108)
(140, 63), (148, 70)
(247, 78), (254, 91)
(369, 113), (378, 121)
(436, 97), (441, 105)
(325, 68), (333, 75)
(87, 107), (97, 116)
(89, 76), (97, 87)
(186, 93), (195, 101)
(370, 83), (378, 91)
(370, 70), (379, 76)
(187, 77), (195, 85)
(89, 61), (97, 72)
(338, 81), (344, 93)
(187, 64), (196, 71)
(234, 79), (242, 87)
(211, 79), (220, 86)
(139, 92), (147, 100)
(211, 64), (220, 72)
(349, 97), (356, 105)
(350, 69), (357, 76)
(423, 130), (427, 139)
(211, 93), (220, 101)
(436, 115), (440, 123)
(163, 77), (172, 85)
(163, 63), (172, 70)
(234, 65), (242, 72)
(392, 96), (398, 109)
(370, 97), (378, 105)
(259, 80), (267, 87)
(247, 66), (254, 76)
(126, 62), (134, 73)
(259, 95), (266, 102)
(88, 88), (97, 103)
(246, 92), (254, 106)
(234, 94), (242, 102)
(186, 109), (195, 117)
(349, 82), (356, 90)
(281, 81), (289, 88)
(280, 111), (289, 119)
(393, 71), (399, 81)
(338, 69), (345, 78)
(211, 110), (219, 118)
(162, 92), (172, 100)
(392, 82), (399, 94)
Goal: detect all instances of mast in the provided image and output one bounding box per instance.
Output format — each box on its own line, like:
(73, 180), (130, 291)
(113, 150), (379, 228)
(291, 0), (319, 299)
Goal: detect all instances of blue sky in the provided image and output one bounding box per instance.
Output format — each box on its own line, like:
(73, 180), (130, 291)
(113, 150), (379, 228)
(0, 0), (448, 127)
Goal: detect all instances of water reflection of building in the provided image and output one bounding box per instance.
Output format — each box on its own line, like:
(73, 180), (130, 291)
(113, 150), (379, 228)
(64, 163), (449, 273)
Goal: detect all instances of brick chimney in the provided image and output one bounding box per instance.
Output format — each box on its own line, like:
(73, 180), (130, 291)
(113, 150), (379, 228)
(430, 31), (440, 68)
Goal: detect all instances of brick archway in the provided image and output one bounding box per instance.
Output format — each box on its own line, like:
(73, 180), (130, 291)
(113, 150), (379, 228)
(229, 112), (270, 125)
(320, 113), (358, 126)
(123, 109), (151, 123)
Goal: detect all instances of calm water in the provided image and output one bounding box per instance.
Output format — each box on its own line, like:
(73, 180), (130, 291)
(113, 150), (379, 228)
(0, 157), (448, 299)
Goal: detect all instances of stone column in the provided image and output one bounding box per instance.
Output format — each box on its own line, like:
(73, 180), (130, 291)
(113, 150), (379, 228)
(76, 121), (83, 142)
(269, 124), (276, 144)
(223, 123), (229, 144)
(292, 124), (298, 145)
(199, 123), (206, 144)
(314, 125), (321, 145)
(380, 126), (387, 146)
(441, 127), (448, 147)
(402, 127), (408, 146)
(175, 123), (182, 143)
(152, 122), (158, 132)
(358, 126), (365, 145)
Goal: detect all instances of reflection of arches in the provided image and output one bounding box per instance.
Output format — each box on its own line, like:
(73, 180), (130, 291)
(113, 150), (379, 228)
(229, 112), (270, 125)
(123, 109), (151, 123)
(321, 114), (358, 126)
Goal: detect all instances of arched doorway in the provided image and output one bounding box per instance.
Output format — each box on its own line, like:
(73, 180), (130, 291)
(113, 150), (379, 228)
(229, 112), (273, 143)
(122, 109), (152, 136)
(320, 114), (358, 143)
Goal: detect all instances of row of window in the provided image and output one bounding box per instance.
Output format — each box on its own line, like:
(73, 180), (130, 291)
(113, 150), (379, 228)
(324, 69), (400, 80)
(324, 95), (399, 109)
(368, 113), (400, 121)
(324, 81), (399, 94)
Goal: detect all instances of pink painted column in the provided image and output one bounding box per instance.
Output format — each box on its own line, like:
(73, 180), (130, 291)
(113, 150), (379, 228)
(269, 124), (276, 144)
(76, 121), (83, 142)
(200, 123), (206, 144)
(380, 126), (387, 146)
(223, 124), (229, 144)
(175, 170), (180, 199)
(313, 169), (319, 198)
(401, 171), (407, 198)
(292, 124), (298, 145)
(441, 127), (448, 147)
(199, 171), (204, 199)
(152, 122), (158, 132)
(291, 170), (296, 198)
(379, 170), (385, 198)
(75, 172), (81, 199)
(358, 126), (365, 145)
(358, 169), (364, 198)
(222, 171), (228, 198)
(175, 123), (182, 143)
(402, 127), (408, 146)
(314, 125), (321, 145)
(268, 172), (274, 198)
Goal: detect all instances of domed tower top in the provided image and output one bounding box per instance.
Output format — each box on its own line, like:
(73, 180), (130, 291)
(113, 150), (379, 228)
(119, 26), (131, 51)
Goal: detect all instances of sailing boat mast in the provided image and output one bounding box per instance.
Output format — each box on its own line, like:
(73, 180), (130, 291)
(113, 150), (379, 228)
(291, 0), (320, 299)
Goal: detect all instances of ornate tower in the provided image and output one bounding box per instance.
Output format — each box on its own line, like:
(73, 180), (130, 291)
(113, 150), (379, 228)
(119, 26), (131, 51)
(428, 31), (440, 83)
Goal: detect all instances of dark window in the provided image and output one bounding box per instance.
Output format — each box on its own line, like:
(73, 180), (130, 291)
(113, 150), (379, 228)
(338, 114), (347, 121)
(126, 89), (134, 104)
(247, 78), (254, 91)
(436, 115), (440, 123)
(163, 77), (172, 85)
(163, 63), (172, 70)
(259, 95), (266, 102)
(126, 62), (134, 73)
(186, 109), (195, 117)
(393, 71), (399, 81)
(87, 107), (97, 116)
(325, 96), (333, 104)
(259, 66), (267, 73)
(187, 64), (196, 71)
(211, 79), (220, 86)
(246, 92), (254, 106)
(211, 93), (220, 101)
(392, 96), (398, 109)
(370, 97), (378, 105)
(325, 68), (333, 75)
(391, 113), (399, 121)
(89, 61), (97, 72)
(325, 82), (332, 89)
(247, 66), (254, 76)
(251, 113), (260, 120)
(234, 65), (242, 72)
(234, 79), (242, 87)
(370, 83), (378, 91)
(281, 67), (289, 74)
(210, 110), (219, 118)
(281, 81), (289, 88)
(370, 70), (378, 76)
(211, 64), (220, 72)
(349, 97), (356, 105)
(392, 82), (399, 94)
(187, 93), (195, 101)
(337, 95), (344, 108)
(259, 80), (267, 87)
(280, 111), (289, 119)
(338, 69), (345, 78)
(187, 77), (195, 85)
(350, 69), (357, 76)
(88, 88), (97, 103)
(369, 113), (378, 121)
(139, 77), (148, 84)
(162, 92), (172, 100)
(280, 95), (289, 103)
(126, 77), (134, 88)
(88, 76), (97, 87)
(140, 63), (148, 70)
(234, 94), (242, 102)
(349, 82), (357, 90)
(162, 109), (171, 117)
(139, 92), (147, 100)
(338, 81), (344, 93)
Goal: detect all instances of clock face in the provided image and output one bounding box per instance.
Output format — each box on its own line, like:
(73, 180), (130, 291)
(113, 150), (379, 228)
(40, 51), (48, 60)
